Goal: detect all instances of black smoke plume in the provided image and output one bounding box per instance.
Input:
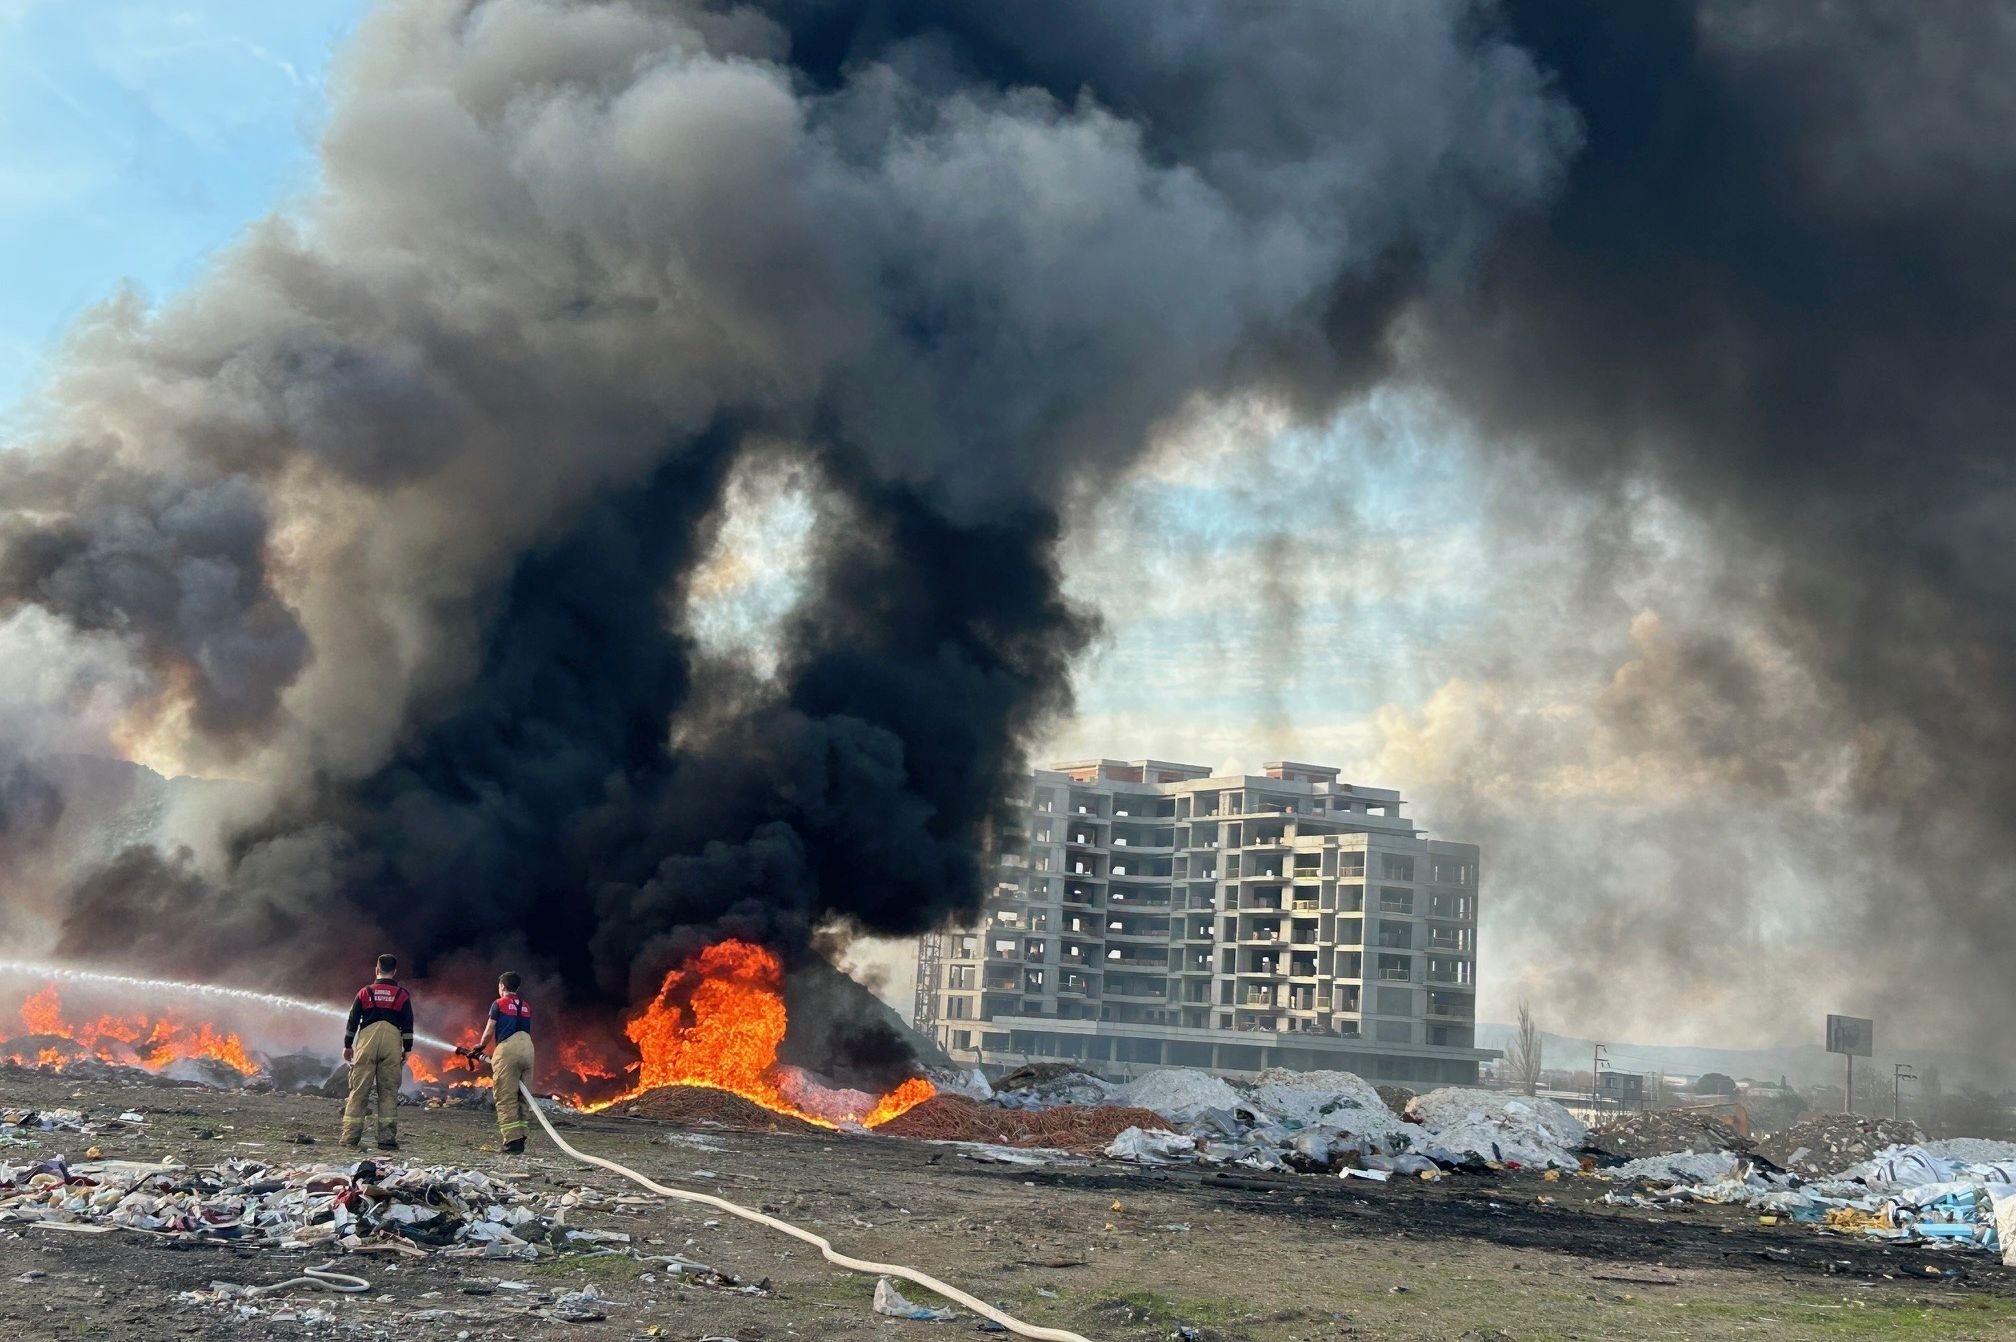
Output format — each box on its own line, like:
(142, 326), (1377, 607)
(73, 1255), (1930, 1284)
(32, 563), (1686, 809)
(23, 1), (2001, 1063)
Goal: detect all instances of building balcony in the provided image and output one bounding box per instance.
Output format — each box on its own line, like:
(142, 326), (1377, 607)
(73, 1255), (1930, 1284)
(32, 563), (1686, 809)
(1104, 989), (1170, 1004)
(1105, 928), (1169, 943)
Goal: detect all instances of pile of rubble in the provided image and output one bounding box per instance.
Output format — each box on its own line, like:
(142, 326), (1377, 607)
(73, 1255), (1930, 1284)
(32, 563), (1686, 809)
(1593, 1109), (1755, 1160)
(621, 1087), (825, 1133)
(1602, 1142), (2016, 1261)
(0, 1150), (627, 1261)
(876, 1094), (1173, 1152)
(1756, 1114), (1924, 1177)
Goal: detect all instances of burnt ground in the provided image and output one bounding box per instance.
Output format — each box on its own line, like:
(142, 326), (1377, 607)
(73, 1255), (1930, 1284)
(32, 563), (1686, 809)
(1, 1069), (2013, 1341)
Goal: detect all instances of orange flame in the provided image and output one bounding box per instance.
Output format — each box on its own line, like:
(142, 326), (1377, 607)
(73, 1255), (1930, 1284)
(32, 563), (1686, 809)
(20, 985), (69, 1037)
(3, 986), (257, 1076)
(581, 940), (933, 1128)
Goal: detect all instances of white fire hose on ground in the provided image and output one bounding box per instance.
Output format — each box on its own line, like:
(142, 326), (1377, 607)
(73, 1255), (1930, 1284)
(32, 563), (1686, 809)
(520, 1084), (1093, 1342)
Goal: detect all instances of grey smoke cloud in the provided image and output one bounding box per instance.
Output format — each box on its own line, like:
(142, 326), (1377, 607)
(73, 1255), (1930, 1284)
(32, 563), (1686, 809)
(0, 0), (1573, 1045)
(14, 0), (2001, 1073)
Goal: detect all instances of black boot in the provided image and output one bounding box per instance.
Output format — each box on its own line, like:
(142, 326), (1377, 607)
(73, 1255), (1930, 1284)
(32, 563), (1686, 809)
(503, 1137), (524, 1154)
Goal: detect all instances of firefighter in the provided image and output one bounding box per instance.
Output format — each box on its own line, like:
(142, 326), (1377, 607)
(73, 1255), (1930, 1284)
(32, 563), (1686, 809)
(466, 971), (535, 1153)
(340, 953), (414, 1150)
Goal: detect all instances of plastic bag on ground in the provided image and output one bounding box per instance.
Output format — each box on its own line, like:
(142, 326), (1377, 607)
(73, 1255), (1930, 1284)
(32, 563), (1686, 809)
(873, 1276), (956, 1321)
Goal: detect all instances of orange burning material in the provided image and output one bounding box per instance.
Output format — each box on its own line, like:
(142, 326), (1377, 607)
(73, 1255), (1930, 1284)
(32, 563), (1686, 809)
(4, 985), (257, 1075)
(583, 939), (934, 1129)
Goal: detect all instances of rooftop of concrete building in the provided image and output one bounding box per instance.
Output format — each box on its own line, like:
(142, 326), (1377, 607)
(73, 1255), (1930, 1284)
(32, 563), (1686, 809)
(1043, 758), (1403, 802)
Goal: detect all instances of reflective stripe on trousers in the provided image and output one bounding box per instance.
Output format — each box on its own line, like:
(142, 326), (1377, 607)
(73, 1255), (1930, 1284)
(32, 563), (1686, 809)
(493, 1032), (535, 1142)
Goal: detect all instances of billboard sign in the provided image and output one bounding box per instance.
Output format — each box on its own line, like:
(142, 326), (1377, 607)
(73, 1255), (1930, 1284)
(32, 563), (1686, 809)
(1826, 1014), (1874, 1058)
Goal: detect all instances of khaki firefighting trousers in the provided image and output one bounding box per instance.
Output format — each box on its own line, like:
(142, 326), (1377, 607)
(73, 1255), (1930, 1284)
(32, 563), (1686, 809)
(492, 1032), (535, 1145)
(341, 1020), (406, 1147)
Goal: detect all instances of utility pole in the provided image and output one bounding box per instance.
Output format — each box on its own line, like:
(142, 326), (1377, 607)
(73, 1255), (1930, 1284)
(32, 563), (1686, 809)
(1894, 1064), (1917, 1122)
(1591, 1043), (1609, 1120)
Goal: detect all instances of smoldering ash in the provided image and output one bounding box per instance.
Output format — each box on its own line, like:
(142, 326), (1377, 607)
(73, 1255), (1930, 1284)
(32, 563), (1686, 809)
(0, 1), (1574, 1002)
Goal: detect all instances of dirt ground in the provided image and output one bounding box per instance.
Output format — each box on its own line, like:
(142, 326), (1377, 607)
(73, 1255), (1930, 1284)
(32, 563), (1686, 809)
(2, 1069), (2014, 1342)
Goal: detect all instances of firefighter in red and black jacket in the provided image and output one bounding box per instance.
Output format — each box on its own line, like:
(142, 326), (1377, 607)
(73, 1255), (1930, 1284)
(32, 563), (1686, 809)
(467, 972), (535, 1153)
(340, 954), (414, 1150)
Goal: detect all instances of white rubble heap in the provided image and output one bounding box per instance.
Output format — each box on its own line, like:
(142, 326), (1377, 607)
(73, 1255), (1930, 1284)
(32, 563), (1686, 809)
(1043, 1067), (1591, 1174)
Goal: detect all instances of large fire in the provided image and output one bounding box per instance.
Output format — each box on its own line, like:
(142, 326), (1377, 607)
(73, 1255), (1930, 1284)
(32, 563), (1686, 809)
(0, 942), (934, 1131)
(3, 985), (256, 1075)
(580, 939), (935, 1129)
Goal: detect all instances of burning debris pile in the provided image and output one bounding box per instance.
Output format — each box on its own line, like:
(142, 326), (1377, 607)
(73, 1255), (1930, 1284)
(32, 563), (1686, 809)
(0, 942), (940, 1132)
(579, 942), (934, 1130)
(0, 985), (255, 1081)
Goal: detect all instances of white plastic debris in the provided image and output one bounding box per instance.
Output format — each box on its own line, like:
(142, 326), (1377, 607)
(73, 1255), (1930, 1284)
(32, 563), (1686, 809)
(1602, 1151), (1741, 1184)
(1404, 1088), (1587, 1170)
(1995, 1189), (2016, 1267)
(873, 1276), (957, 1321)
(1102, 1127), (1200, 1164)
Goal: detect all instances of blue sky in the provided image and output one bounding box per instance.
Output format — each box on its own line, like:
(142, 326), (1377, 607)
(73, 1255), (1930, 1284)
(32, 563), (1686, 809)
(0, 0), (368, 416)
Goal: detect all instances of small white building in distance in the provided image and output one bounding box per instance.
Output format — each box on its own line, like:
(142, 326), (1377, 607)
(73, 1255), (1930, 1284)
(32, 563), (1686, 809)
(914, 759), (1490, 1087)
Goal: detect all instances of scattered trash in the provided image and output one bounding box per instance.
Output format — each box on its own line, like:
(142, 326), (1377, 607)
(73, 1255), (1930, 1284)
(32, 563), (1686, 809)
(1602, 1142), (2016, 1257)
(0, 1152), (631, 1262)
(873, 1275), (958, 1321)
(548, 1284), (614, 1322)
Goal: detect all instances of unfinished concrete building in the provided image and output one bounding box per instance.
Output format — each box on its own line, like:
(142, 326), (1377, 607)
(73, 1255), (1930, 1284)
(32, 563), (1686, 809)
(914, 759), (1489, 1086)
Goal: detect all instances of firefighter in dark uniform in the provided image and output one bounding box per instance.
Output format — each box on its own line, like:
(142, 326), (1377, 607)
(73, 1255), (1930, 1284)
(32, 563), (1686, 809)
(341, 953), (414, 1150)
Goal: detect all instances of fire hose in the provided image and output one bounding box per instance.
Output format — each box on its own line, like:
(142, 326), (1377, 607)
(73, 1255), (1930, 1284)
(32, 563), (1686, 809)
(518, 1083), (1094, 1342)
